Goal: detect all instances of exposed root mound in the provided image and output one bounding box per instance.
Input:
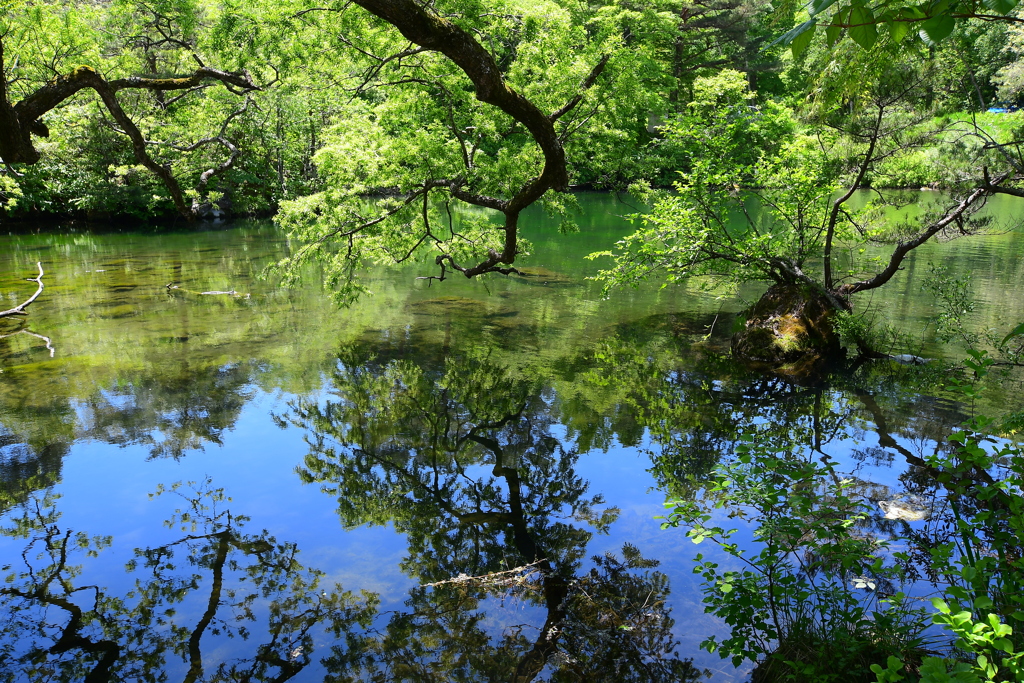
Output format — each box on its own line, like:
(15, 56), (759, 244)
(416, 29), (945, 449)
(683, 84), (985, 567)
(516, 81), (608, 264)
(731, 283), (842, 366)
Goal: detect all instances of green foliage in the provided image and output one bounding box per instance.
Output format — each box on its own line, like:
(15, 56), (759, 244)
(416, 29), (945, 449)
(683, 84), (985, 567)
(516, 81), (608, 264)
(267, 0), (673, 299)
(834, 308), (920, 356)
(0, 174), (22, 212)
(884, 349), (1024, 682)
(593, 59), (1014, 364)
(928, 19), (1012, 111)
(3, 0), (1022, 244)
(871, 149), (940, 188)
(994, 11), (1024, 103)
(924, 264), (979, 347)
(652, 70), (798, 181)
(924, 266), (1024, 364)
(654, 335), (1024, 682)
(589, 73), (839, 292)
(660, 432), (927, 679)
(1, 0), (335, 218)
(777, 0), (1021, 58)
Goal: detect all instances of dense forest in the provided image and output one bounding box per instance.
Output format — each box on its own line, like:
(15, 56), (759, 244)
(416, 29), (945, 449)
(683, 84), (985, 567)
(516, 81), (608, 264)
(2, 0), (1023, 225)
(4, 1), (1024, 682)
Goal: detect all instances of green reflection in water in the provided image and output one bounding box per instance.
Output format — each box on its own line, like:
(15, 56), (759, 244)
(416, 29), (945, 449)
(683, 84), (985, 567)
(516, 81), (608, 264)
(0, 192), (1022, 680)
(287, 346), (706, 681)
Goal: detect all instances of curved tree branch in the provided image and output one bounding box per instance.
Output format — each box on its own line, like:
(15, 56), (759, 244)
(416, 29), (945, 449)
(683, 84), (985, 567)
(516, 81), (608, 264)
(0, 262), (45, 319)
(982, 166), (1024, 198)
(349, 0), (606, 278)
(824, 104), (886, 291)
(837, 185), (991, 299)
(0, 34), (257, 219)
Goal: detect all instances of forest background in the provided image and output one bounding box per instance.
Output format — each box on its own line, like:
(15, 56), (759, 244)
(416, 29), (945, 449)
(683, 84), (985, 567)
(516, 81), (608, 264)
(2, 0), (1022, 224)
(3, 0), (1024, 315)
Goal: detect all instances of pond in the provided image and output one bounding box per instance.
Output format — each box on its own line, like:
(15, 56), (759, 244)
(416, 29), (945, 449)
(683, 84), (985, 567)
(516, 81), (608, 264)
(1, 192), (1023, 682)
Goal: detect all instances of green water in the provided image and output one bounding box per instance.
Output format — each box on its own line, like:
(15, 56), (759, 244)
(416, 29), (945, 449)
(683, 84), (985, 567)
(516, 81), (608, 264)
(1, 193), (1022, 681)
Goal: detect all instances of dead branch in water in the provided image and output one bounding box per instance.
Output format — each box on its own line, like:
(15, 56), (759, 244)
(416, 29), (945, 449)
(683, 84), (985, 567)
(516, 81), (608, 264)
(420, 559), (546, 589)
(166, 283), (250, 299)
(0, 262), (45, 318)
(0, 328), (55, 358)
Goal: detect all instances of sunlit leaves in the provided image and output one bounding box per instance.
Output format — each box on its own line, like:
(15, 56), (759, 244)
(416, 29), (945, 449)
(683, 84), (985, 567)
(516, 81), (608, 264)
(777, 0), (1021, 55)
(267, 0), (661, 299)
(790, 21), (818, 57)
(921, 12), (957, 42)
(1002, 322), (1024, 346)
(591, 71), (838, 294)
(848, 4), (879, 48)
(888, 19), (912, 42)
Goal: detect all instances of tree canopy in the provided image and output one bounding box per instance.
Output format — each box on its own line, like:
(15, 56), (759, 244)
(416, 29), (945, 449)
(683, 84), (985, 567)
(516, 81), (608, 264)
(2, 0), (1024, 342)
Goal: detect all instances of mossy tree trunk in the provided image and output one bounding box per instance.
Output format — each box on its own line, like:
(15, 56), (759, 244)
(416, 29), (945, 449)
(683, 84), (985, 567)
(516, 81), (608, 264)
(731, 184), (994, 368)
(732, 283), (843, 367)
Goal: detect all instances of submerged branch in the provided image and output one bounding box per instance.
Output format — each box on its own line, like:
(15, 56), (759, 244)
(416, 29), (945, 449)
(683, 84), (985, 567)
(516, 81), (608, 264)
(420, 559), (546, 588)
(166, 284), (250, 299)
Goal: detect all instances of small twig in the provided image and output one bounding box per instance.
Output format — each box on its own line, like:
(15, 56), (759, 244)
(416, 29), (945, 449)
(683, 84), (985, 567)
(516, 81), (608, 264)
(0, 262), (45, 318)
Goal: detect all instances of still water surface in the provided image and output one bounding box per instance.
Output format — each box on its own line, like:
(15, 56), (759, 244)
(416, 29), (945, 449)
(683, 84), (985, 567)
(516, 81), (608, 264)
(1, 193), (1023, 681)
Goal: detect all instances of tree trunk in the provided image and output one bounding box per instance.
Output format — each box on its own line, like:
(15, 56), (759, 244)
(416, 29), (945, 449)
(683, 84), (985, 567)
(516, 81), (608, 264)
(731, 283), (844, 370)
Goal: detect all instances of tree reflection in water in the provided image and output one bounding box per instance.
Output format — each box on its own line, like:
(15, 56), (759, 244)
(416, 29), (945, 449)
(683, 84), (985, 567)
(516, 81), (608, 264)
(0, 312), (976, 681)
(287, 346), (707, 682)
(0, 480), (375, 682)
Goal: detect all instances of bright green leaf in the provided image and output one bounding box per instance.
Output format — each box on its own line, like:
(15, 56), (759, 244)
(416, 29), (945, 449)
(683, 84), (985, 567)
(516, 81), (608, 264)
(888, 20), (911, 42)
(825, 22), (842, 45)
(790, 21), (817, 58)
(921, 14), (956, 43)
(1002, 322), (1024, 346)
(982, 0), (1018, 13)
(848, 5), (878, 48)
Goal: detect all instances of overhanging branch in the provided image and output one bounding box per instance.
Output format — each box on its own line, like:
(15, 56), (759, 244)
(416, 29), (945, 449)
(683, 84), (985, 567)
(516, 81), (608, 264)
(837, 185), (991, 299)
(350, 0), (592, 278)
(1, 33), (257, 219)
